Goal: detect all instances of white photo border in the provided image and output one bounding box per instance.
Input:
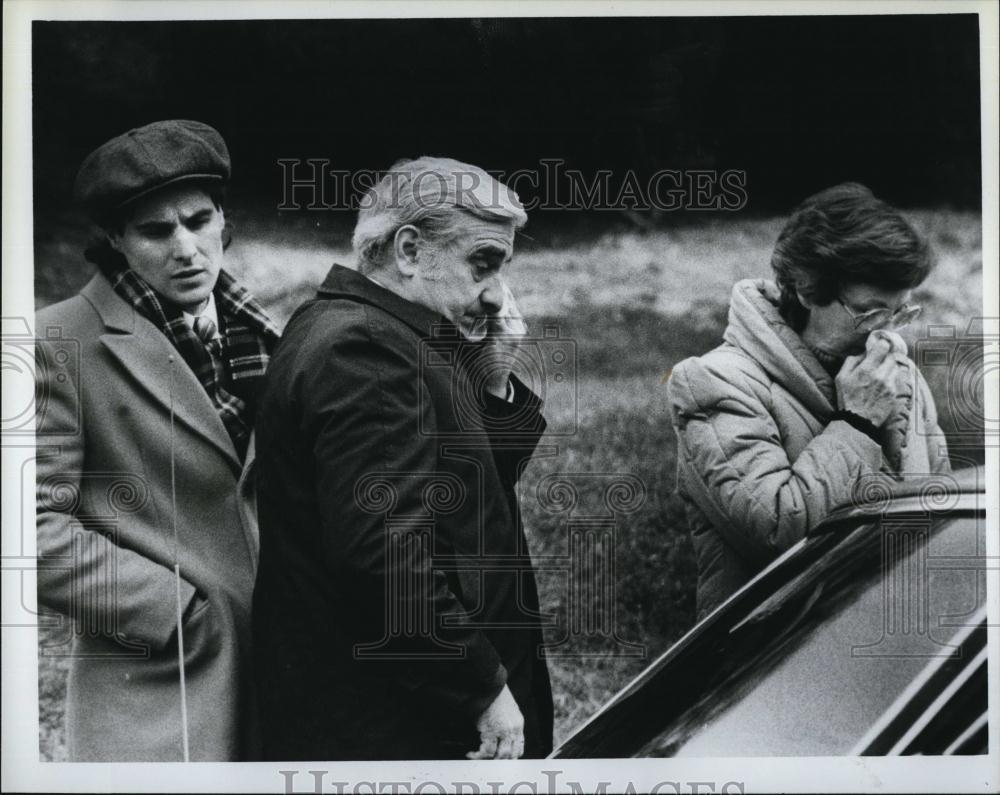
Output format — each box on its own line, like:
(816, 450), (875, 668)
(3, 1), (998, 792)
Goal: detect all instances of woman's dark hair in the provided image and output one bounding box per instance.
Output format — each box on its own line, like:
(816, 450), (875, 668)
(770, 182), (934, 331)
(83, 181), (229, 271)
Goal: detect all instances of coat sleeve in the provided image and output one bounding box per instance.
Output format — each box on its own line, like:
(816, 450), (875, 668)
(915, 367), (951, 474)
(302, 325), (507, 721)
(481, 374), (547, 489)
(35, 335), (197, 652)
(668, 355), (885, 563)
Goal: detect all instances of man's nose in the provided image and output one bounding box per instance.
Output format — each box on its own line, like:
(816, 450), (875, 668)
(480, 278), (505, 314)
(172, 229), (198, 261)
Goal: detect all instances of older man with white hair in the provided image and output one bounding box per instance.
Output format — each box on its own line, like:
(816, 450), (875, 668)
(251, 157), (553, 760)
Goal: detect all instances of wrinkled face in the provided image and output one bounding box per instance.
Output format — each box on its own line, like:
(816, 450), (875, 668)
(803, 282), (914, 358)
(413, 217), (515, 338)
(109, 183), (225, 314)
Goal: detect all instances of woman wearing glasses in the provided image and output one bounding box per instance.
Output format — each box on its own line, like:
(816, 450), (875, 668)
(667, 182), (950, 620)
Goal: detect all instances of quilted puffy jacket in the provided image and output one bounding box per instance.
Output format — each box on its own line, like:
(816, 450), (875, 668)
(668, 279), (951, 620)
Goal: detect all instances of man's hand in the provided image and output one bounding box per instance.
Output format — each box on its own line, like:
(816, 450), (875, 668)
(467, 684), (525, 760)
(835, 331), (905, 427)
(479, 282), (528, 399)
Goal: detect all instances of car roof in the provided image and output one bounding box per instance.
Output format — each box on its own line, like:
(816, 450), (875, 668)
(808, 466), (983, 535)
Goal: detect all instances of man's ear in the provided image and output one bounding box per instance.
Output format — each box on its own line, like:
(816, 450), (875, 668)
(393, 225), (421, 278)
(107, 232), (123, 254)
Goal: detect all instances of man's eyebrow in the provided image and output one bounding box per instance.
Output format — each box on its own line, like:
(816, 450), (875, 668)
(473, 243), (512, 259)
(183, 208), (214, 222)
(134, 219), (173, 231)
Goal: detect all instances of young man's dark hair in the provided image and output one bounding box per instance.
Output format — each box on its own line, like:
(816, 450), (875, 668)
(84, 181), (229, 269)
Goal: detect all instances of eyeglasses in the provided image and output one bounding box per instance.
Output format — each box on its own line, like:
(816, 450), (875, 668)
(837, 297), (922, 332)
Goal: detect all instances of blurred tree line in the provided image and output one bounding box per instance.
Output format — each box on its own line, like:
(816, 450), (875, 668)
(33, 15), (981, 227)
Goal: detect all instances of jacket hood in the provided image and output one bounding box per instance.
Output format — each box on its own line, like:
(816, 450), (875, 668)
(722, 279), (837, 418)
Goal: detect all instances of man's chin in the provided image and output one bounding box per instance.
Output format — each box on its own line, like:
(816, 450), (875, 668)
(168, 286), (214, 314)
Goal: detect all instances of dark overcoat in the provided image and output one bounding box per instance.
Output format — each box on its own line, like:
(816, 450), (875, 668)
(252, 264), (553, 760)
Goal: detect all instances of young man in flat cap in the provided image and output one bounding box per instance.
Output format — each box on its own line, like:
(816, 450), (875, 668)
(35, 120), (278, 761)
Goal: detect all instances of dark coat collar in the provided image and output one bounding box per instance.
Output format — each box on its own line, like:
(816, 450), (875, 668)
(317, 263), (459, 340)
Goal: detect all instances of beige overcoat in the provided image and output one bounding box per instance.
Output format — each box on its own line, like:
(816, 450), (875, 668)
(36, 273), (260, 761)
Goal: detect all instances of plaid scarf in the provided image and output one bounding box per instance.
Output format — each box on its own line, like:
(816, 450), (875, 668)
(98, 255), (280, 461)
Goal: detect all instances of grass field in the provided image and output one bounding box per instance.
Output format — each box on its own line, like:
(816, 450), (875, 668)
(34, 208), (984, 759)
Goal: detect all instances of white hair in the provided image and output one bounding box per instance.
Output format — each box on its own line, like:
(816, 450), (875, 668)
(352, 156), (527, 274)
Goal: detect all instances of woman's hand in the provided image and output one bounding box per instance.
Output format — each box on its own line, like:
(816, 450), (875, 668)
(835, 332), (903, 427)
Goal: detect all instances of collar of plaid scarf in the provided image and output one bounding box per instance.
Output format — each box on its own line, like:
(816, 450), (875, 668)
(97, 254), (279, 461)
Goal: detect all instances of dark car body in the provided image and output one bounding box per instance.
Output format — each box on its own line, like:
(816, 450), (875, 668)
(552, 467), (988, 758)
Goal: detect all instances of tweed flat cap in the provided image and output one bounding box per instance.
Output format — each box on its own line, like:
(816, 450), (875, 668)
(74, 120), (230, 222)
